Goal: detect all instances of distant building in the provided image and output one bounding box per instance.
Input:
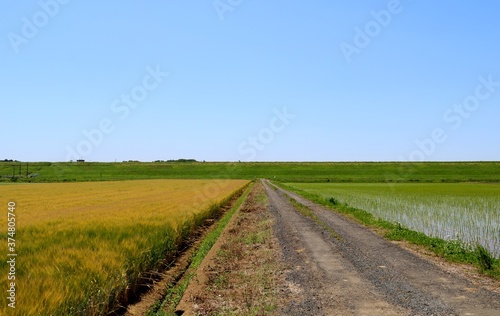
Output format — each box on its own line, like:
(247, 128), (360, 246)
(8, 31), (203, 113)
(76, 159), (85, 163)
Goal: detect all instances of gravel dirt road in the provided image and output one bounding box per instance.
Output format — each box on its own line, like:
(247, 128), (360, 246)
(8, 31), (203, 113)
(263, 180), (500, 316)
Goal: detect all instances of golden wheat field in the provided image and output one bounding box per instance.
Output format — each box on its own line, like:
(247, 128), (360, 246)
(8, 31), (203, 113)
(0, 179), (248, 315)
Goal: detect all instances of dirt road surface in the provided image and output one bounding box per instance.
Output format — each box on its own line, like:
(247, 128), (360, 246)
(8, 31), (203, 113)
(263, 180), (500, 316)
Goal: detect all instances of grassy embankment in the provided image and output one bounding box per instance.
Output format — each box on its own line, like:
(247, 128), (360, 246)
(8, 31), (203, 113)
(1, 161), (499, 183)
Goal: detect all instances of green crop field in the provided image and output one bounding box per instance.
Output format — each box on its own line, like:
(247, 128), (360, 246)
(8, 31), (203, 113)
(1, 161), (499, 183)
(286, 182), (500, 258)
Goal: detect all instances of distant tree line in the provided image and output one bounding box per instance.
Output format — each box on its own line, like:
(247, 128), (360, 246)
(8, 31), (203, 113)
(153, 159), (198, 163)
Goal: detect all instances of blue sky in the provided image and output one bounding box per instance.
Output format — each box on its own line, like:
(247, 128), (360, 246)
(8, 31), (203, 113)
(1, 1), (499, 162)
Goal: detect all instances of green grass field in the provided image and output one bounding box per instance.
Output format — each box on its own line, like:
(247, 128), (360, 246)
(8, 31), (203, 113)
(1, 161), (499, 183)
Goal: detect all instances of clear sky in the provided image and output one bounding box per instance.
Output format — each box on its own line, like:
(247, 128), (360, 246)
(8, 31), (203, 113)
(1, 1), (499, 162)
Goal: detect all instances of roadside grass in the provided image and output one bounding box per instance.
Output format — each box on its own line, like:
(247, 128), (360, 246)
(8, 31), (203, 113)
(155, 181), (282, 315)
(200, 182), (281, 315)
(148, 183), (254, 315)
(276, 183), (500, 280)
